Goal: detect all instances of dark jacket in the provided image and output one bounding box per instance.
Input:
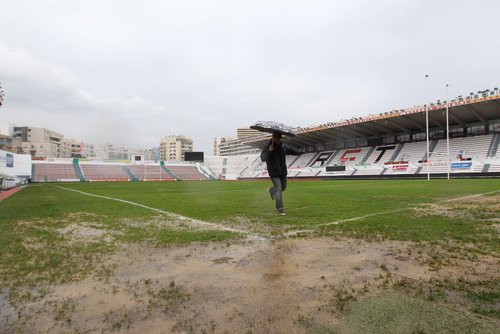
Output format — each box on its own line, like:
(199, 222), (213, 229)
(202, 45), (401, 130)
(260, 140), (302, 177)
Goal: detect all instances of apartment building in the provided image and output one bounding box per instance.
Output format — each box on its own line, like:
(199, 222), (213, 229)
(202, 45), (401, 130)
(14, 126), (64, 158)
(160, 135), (193, 161)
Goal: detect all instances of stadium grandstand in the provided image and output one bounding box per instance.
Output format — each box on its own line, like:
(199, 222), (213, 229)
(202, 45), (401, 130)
(2, 86), (499, 185)
(30, 161), (210, 182)
(214, 87), (500, 180)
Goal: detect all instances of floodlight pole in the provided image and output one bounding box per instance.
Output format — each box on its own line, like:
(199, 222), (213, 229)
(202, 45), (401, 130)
(425, 74), (430, 181)
(445, 84), (450, 180)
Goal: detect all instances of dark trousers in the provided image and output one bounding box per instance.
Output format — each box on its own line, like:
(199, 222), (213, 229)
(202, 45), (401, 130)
(270, 176), (287, 210)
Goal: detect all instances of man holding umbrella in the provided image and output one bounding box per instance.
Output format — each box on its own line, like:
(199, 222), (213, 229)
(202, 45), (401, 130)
(260, 131), (302, 216)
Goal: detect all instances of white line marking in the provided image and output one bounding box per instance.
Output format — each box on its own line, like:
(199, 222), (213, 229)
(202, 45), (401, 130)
(51, 184), (500, 240)
(325, 208), (411, 226)
(283, 189), (500, 238)
(443, 189), (500, 202)
(52, 185), (268, 241)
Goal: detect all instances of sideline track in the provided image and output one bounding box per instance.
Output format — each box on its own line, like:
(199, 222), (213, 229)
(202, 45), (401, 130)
(0, 186), (24, 202)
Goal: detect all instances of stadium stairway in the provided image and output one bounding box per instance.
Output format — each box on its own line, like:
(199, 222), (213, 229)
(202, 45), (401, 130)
(482, 164), (491, 173)
(197, 164), (216, 180)
(360, 146), (375, 164)
(161, 165), (180, 180)
(72, 160), (85, 181)
(487, 133), (500, 157)
(287, 155), (301, 168)
(239, 165), (250, 177)
(390, 143), (404, 161)
(416, 140), (438, 168)
(429, 140), (439, 157)
(305, 152), (321, 167)
(325, 150), (341, 165)
(122, 166), (137, 181)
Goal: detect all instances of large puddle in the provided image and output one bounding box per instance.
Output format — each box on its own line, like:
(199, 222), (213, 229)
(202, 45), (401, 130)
(4, 236), (455, 333)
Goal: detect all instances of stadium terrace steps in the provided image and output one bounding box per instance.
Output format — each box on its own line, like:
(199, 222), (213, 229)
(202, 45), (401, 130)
(122, 165), (137, 181)
(73, 161), (85, 181)
(289, 152), (316, 169)
(160, 165), (180, 180)
(128, 165), (175, 181)
(237, 155), (265, 179)
(32, 163), (79, 182)
(325, 150), (341, 166)
(330, 147), (371, 166)
(29, 134), (500, 183)
(167, 165), (207, 180)
(204, 156), (225, 179)
(305, 152), (321, 167)
(363, 146), (392, 165)
(80, 164), (130, 181)
(216, 155), (257, 180)
(488, 164), (500, 172)
(288, 152), (317, 177)
(395, 141), (427, 163)
(429, 140), (439, 156)
(354, 165), (384, 176)
(390, 143), (404, 162)
(360, 146), (375, 164)
(487, 133), (500, 157)
(287, 155), (301, 168)
(196, 164), (216, 180)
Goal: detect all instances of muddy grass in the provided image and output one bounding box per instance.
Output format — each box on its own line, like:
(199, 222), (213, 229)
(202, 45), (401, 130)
(2, 236), (499, 334)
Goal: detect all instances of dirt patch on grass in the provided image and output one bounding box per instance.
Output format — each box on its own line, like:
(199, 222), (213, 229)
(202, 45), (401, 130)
(4, 236), (498, 333)
(415, 193), (500, 220)
(413, 203), (474, 219)
(58, 223), (113, 243)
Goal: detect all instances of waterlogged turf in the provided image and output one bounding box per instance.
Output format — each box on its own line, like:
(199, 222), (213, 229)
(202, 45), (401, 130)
(319, 293), (499, 334)
(3, 178), (500, 235)
(1, 179), (499, 332)
(3, 179), (499, 218)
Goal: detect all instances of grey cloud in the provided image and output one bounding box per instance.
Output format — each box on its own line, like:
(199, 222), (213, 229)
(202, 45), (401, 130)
(1, 0), (500, 153)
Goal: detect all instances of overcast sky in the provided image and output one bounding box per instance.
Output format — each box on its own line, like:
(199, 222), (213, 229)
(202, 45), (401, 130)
(1, 0), (499, 153)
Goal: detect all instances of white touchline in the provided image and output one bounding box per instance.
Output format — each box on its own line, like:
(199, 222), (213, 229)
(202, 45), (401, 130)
(52, 185), (269, 241)
(51, 185), (499, 240)
(283, 189), (500, 238)
(443, 189), (500, 202)
(281, 208), (412, 238)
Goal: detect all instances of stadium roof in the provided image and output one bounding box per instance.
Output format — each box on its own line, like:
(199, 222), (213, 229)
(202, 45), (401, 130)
(244, 88), (500, 149)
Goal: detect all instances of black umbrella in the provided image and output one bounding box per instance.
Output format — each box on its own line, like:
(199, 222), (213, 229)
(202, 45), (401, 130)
(250, 120), (296, 137)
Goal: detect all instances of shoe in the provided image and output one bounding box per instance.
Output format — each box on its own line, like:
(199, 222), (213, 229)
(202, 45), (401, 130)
(268, 187), (274, 200)
(278, 208), (285, 216)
